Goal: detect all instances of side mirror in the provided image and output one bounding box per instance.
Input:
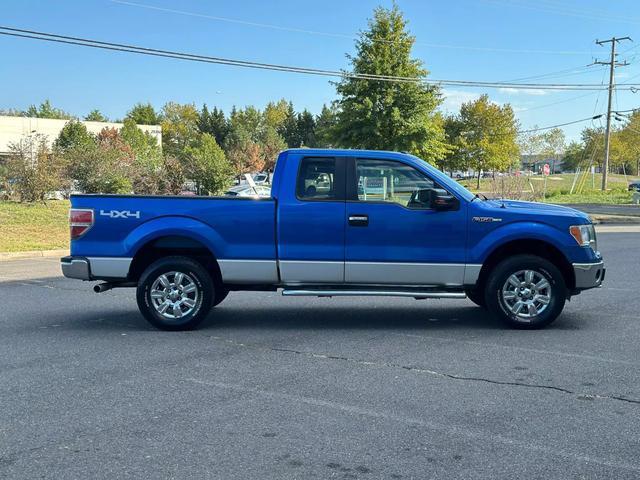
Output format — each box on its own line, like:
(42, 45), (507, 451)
(429, 188), (459, 211)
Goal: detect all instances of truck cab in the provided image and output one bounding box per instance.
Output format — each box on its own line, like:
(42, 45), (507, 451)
(62, 149), (604, 330)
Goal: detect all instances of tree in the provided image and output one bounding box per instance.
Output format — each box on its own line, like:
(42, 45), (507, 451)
(6, 134), (67, 202)
(540, 127), (565, 173)
(53, 120), (95, 154)
(297, 110), (317, 147)
(121, 119), (164, 194)
(332, 5), (448, 163)
(259, 126), (287, 171)
(161, 102), (200, 158)
(445, 95), (520, 188)
(561, 141), (586, 172)
(84, 109), (109, 122)
(263, 99), (290, 132)
(315, 104), (338, 147)
(126, 102), (160, 125)
(225, 103), (288, 175)
(440, 115), (468, 175)
(66, 128), (134, 194)
(280, 102), (299, 147)
(184, 134), (233, 195)
(197, 104), (230, 147)
(26, 100), (73, 120)
(616, 111), (640, 175)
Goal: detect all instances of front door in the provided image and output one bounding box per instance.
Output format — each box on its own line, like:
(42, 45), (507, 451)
(344, 157), (467, 286)
(277, 155), (346, 284)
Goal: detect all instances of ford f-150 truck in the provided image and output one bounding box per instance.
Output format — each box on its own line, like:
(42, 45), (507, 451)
(61, 149), (604, 330)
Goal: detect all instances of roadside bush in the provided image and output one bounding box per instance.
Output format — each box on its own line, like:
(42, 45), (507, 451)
(5, 134), (68, 202)
(66, 140), (133, 194)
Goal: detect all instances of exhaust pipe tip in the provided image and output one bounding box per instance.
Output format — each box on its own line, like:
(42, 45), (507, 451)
(93, 283), (113, 293)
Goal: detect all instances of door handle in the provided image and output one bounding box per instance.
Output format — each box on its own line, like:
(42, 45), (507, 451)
(348, 214), (369, 227)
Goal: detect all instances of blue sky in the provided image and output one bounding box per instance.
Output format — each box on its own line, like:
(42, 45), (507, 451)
(2, 0), (640, 141)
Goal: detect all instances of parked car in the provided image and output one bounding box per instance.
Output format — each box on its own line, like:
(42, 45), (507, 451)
(628, 181), (640, 192)
(62, 149), (604, 331)
(253, 173), (270, 185)
(224, 185), (271, 197)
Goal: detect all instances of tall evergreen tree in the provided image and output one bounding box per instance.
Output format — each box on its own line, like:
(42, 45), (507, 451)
(332, 5), (448, 163)
(315, 104), (338, 147)
(197, 104), (230, 147)
(296, 110), (317, 147)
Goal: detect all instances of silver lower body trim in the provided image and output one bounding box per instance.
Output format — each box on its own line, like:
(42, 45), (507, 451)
(573, 261), (605, 289)
(87, 257), (132, 279)
(218, 259), (278, 284)
(282, 289), (466, 299)
(279, 260), (343, 283)
(463, 264), (482, 285)
(345, 261), (466, 286)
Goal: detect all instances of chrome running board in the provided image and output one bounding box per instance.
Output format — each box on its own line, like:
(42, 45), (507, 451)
(281, 289), (466, 299)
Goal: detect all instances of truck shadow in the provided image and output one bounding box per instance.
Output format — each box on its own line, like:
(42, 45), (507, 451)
(52, 302), (582, 333)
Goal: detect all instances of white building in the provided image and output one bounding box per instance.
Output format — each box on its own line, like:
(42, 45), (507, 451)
(0, 115), (162, 156)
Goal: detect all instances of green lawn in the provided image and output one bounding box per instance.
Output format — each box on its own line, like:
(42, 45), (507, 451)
(0, 200), (70, 252)
(461, 173), (636, 205)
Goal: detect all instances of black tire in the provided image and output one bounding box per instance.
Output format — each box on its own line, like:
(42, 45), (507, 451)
(485, 254), (567, 329)
(465, 287), (486, 309)
(213, 288), (229, 307)
(136, 256), (215, 331)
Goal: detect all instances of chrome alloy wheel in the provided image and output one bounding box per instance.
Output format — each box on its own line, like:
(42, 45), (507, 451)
(149, 271), (200, 320)
(501, 269), (551, 319)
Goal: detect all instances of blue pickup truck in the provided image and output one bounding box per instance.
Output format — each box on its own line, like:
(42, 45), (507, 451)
(62, 149), (604, 330)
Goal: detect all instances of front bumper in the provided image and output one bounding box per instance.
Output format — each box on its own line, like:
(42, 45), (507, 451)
(573, 260), (605, 290)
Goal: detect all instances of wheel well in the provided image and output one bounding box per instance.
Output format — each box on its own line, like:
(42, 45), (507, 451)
(127, 236), (222, 285)
(477, 239), (575, 291)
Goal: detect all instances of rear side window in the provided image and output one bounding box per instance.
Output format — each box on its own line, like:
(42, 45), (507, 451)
(296, 157), (337, 200)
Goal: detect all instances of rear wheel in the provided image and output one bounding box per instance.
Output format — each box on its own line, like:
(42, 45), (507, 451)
(485, 254), (567, 329)
(136, 256), (215, 331)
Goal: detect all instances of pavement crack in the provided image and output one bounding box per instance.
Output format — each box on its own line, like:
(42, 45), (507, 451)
(207, 335), (640, 406)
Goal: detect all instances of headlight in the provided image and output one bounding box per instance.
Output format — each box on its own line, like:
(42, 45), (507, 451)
(570, 224), (597, 251)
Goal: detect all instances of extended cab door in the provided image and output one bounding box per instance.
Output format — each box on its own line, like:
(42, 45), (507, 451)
(344, 157), (467, 285)
(277, 154), (346, 284)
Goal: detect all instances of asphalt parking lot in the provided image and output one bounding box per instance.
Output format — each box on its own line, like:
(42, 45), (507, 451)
(1, 231), (639, 479)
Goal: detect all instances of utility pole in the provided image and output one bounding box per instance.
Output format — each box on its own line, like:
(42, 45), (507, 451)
(594, 36), (631, 190)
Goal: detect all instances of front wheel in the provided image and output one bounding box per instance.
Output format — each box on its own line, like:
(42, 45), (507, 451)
(485, 255), (567, 329)
(136, 256), (215, 331)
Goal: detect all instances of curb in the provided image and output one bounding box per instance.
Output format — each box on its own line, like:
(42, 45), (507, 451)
(589, 215), (640, 225)
(0, 249), (68, 261)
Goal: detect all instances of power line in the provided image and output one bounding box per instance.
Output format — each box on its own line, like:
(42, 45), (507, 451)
(516, 115), (603, 134)
(483, 0), (640, 25)
(109, 0), (594, 56)
(0, 26), (634, 91)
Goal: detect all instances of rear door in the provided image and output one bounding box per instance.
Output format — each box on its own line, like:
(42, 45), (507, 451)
(344, 157), (467, 285)
(277, 154), (346, 284)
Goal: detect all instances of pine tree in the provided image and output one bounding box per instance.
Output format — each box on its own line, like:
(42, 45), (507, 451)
(333, 5), (448, 163)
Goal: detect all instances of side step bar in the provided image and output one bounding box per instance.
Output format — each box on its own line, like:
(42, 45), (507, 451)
(282, 289), (466, 300)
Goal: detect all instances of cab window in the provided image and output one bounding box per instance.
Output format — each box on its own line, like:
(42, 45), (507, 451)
(356, 158), (436, 208)
(296, 158), (337, 200)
